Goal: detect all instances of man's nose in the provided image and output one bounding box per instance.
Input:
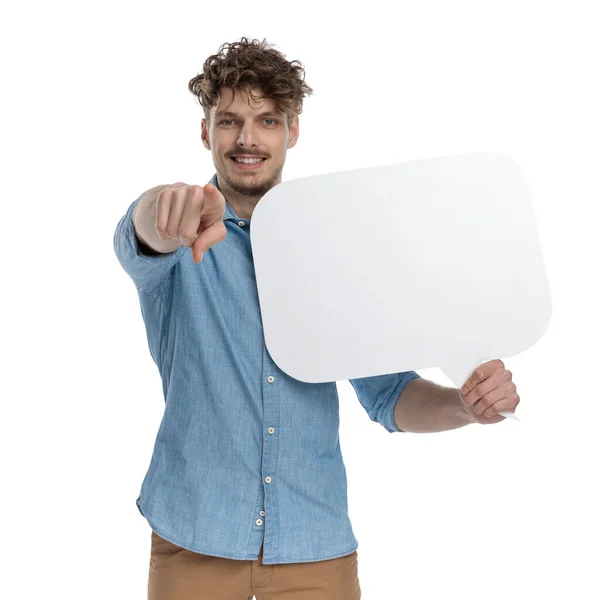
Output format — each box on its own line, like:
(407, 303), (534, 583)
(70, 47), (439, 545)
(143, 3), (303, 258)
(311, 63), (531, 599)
(237, 125), (257, 147)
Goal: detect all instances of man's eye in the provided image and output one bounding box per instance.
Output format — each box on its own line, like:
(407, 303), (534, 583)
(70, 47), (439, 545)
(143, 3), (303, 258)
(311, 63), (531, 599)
(219, 119), (276, 126)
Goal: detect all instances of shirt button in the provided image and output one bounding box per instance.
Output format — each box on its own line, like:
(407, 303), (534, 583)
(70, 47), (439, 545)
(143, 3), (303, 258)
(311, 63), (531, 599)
(256, 518), (263, 526)
(260, 511), (265, 516)
(268, 427), (275, 434)
(238, 220), (245, 227)
(267, 376), (275, 383)
(265, 476), (272, 484)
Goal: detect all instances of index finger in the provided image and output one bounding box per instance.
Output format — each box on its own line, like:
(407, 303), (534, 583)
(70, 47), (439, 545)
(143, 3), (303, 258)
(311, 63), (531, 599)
(461, 359), (503, 394)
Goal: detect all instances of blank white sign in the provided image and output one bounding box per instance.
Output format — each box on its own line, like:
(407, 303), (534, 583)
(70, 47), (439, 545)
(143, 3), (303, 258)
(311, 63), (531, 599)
(250, 152), (552, 412)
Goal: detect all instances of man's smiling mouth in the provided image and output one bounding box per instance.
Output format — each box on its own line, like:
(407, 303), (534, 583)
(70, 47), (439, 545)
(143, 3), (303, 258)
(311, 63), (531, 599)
(231, 156), (267, 164)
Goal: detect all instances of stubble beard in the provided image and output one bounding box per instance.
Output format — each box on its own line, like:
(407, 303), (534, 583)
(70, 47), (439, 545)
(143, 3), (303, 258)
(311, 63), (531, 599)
(219, 159), (283, 198)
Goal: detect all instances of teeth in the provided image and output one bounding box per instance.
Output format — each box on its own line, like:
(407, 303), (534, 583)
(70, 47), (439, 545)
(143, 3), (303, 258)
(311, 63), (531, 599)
(233, 157), (264, 164)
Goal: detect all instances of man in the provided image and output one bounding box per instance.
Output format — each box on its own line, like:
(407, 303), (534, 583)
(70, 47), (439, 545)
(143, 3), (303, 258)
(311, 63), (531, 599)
(114, 37), (520, 600)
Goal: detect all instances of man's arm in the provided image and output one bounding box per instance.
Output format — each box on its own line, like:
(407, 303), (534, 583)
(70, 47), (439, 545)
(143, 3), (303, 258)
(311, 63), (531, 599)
(393, 378), (475, 433)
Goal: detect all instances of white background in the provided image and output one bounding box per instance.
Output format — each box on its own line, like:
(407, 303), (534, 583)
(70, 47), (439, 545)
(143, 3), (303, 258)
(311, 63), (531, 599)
(2, 1), (599, 598)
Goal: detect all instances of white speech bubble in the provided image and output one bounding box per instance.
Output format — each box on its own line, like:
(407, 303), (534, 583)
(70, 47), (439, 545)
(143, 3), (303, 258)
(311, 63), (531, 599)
(250, 153), (552, 421)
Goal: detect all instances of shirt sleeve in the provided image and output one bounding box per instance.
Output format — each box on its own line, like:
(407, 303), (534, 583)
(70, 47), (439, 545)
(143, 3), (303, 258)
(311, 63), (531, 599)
(349, 370), (422, 433)
(113, 193), (189, 295)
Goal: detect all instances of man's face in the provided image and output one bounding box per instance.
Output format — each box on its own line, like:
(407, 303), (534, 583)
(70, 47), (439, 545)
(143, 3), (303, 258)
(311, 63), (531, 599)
(201, 86), (299, 198)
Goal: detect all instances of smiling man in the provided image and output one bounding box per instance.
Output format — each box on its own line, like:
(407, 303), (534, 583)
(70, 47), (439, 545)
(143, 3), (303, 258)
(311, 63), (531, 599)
(113, 37), (520, 600)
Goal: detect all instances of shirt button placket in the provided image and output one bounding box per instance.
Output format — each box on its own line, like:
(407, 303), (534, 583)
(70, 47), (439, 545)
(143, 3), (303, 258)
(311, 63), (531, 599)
(261, 374), (276, 531)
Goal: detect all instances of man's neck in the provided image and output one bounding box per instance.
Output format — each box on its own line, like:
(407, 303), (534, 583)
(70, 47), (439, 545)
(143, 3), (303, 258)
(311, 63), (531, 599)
(216, 174), (267, 221)
(225, 193), (259, 221)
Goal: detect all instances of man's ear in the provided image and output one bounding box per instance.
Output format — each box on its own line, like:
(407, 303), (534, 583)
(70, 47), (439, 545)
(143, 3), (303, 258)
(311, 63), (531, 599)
(201, 118), (211, 150)
(288, 116), (299, 149)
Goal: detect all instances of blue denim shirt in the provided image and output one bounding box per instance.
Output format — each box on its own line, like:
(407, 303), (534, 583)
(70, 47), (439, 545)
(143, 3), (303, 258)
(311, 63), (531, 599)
(113, 172), (421, 564)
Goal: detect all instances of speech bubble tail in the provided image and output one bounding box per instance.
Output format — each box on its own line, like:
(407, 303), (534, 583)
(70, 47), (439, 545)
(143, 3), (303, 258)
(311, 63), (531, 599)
(498, 410), (521, 421)
(441, 359), (522, 423)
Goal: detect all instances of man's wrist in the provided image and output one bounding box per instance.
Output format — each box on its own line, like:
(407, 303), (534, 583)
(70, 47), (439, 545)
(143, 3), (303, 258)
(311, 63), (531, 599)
(456, 389), (478, 425)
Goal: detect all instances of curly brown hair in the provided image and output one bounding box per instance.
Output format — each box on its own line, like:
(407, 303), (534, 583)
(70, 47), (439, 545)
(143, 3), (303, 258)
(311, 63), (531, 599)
(188, 37), (313, 128)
